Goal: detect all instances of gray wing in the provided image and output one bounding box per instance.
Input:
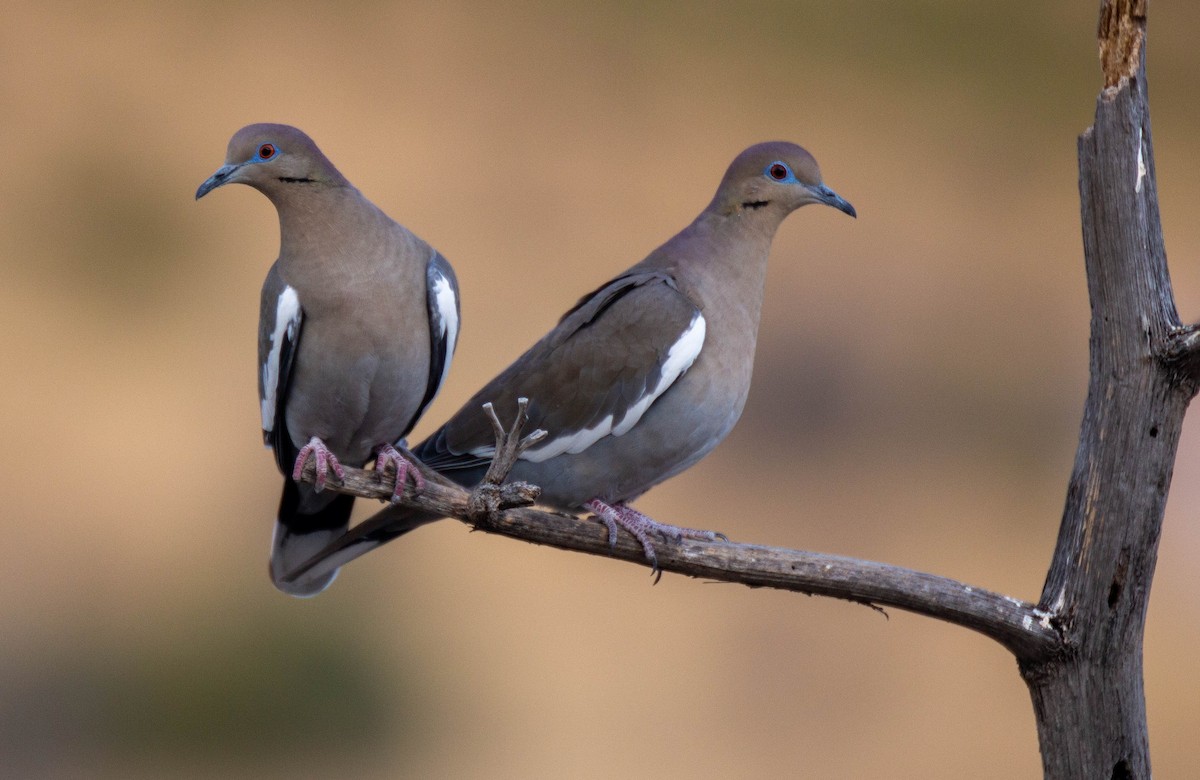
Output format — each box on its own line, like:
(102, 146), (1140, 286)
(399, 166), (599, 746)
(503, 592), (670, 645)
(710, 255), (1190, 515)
(259, 263), (304, 473)
(416, 270), (705, 475)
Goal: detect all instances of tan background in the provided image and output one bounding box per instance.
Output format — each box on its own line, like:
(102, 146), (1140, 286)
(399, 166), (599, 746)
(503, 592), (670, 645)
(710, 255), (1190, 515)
(3, 2), (1199, 777)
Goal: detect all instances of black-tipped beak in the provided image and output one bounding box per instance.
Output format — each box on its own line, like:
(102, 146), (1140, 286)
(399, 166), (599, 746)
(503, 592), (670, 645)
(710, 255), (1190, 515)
(813, 183), (856, 218)
(195, 163), (240, 200)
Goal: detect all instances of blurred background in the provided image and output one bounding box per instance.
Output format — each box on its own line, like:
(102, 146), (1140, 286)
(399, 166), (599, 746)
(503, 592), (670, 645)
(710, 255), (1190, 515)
(2, 2), (1199, 777)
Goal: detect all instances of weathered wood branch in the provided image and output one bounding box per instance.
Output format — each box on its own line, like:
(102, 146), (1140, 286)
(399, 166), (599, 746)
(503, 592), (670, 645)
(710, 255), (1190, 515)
(1018, 2), (1198, 777)
(1159, 324), (1200, 388)
(299, 453), (1059, 658)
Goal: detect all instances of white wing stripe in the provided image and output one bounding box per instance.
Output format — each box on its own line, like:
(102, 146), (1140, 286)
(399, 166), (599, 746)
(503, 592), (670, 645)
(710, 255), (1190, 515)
(518, 414), (615, 463)
(613, 313), (705, 435)
(429, 267), (459, 392)
(517, 312), (706, 464)
(261, 285), (301, 433)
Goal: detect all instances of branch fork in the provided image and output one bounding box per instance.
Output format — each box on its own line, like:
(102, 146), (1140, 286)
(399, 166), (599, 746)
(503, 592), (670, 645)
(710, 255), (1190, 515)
(466, 398), (545, 524)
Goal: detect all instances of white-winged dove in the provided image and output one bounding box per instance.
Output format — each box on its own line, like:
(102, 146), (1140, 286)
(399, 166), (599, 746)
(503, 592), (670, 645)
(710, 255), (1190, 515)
(196, 123), (460, 597)
(286, 141), (853, 587)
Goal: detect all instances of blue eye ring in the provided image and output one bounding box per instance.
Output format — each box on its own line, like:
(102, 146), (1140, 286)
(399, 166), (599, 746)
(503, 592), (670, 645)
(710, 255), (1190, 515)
(254, 143), (278, 162)
(767, 162), (791, 181)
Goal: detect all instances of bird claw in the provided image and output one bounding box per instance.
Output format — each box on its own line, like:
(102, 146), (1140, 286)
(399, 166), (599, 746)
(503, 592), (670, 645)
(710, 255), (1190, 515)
(293, 437), (346, 492)
(374, 443), (426, 502)
(585, 499), (623, 549)
(585, 499), (725, 583)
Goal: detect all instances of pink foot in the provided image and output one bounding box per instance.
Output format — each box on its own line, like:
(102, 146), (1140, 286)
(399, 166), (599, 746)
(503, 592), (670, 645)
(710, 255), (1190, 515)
(374, 443), (426, 502)
(292, 436), (346, 492)
(585, 499), (727, 581)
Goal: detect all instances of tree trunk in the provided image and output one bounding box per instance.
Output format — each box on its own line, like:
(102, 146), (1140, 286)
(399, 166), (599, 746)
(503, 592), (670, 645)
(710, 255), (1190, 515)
(1021, 3), (1199, 776)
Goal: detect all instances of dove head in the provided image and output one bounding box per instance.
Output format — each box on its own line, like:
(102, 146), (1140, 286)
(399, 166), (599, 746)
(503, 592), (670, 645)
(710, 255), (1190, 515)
(196, 123), (348, 200)
(708, 141), (855, 221)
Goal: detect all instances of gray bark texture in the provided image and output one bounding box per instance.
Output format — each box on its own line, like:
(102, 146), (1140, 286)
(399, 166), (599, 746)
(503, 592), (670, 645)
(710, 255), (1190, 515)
(1025, 1), (1199, 776)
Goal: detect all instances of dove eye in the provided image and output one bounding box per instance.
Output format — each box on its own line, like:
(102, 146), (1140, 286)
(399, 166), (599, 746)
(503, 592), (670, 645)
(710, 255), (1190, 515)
(768, 163), (790, 181)
(257, 144), (277, 160)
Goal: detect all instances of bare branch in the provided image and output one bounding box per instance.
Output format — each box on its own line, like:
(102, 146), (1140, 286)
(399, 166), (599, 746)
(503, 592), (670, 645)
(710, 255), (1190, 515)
(297, 458), (1060, 659)
(1158, 324), (1200, 389)
(479, 398), (548, 486)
